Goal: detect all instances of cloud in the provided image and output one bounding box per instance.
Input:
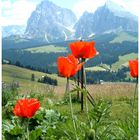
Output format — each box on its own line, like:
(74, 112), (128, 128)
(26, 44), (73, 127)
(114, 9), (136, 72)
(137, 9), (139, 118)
(1, 0), (39, 26)
(73, 0), (105, 18)
(1, 0), (139, 26)
(73, 0), (139, 18)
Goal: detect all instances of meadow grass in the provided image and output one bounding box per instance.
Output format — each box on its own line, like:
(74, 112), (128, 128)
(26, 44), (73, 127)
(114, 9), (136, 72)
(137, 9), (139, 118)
(85, 66), (106, 71)
(2, 64), (138, 121)
(49, 82), (138, 121)
(111, 53), (138, 71)
(85, 64), (110, 71)
(2, 64), (66, 85)
(24, 45), (67, 53)
(110, 31), (138, 43)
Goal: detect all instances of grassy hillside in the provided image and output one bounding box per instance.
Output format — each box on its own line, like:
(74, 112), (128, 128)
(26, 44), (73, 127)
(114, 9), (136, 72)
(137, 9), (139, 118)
(85, 64), (110, 71)
(2, 65), (137, 101)
(24, 45), (68, 53)
(2, 64), (137, 121)
(85, 66), (106, 71)
(2, 65), (137, 122)
(111, 53), (138, 71)
(3, 32), (138, 73)
(110, 31), (138, 43)
(2, 64), (67, 94)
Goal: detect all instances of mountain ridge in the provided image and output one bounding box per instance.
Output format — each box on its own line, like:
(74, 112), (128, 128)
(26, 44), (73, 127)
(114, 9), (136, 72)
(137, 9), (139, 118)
(2, 0), (138, 43)
(25, 0), (77, 42)
(74, 1), (138, 39)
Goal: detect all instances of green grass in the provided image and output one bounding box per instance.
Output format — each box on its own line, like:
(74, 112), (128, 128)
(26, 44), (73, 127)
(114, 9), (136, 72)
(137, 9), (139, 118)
(85, 66), (106, 71)
(85, 64), (110, 71)
(2, 64), (138, 121)
(2, 64), (67, 94)
(2, 64), (138, 140)
(24, 45), (67, 53)
(111, 53), (138, 71)
(110, 31), (138, 43)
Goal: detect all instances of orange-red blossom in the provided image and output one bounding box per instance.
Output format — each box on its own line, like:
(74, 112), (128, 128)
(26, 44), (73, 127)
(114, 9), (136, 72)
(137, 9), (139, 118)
(57, 54), (84, 78)
(129, 59), (138, 78)
(69, 41), (98, 59)
(13, 98), (40, 118)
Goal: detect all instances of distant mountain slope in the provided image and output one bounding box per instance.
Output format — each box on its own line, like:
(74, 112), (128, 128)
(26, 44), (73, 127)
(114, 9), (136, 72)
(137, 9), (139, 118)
(2, 25), (26, 37)
(2, 64), (66, 86)
(24, 45), (68, 53)
(2, 33), (138, 73)
(110, 31), (138, 43)
(25, 0), (77, 42)
(111, 53), (138, 71)
(2, 0), (138, 44)
(74, 0), (138, 39)
(2, 30), (138, 49)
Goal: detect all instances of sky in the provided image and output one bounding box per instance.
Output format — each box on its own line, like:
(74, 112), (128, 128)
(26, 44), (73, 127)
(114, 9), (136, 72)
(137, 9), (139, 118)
(1, 0), (139, 26)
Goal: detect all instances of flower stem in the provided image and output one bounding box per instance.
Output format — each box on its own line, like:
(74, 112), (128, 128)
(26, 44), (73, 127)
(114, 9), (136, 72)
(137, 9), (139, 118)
(81, 58), (84, 112)
(83, 67), (90, 121)
(132, 78), (138, 125)
(65, 78), (69, 94)
(26, 119), (30, 140)
(67, 78), (78, 140)
(77, 70), (80, 101)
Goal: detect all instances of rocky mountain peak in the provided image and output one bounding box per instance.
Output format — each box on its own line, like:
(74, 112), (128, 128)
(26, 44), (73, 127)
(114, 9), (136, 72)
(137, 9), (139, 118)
(104, 0), (137, 20)
(74, 0), (138, 39)
(25, 0), (77, 42)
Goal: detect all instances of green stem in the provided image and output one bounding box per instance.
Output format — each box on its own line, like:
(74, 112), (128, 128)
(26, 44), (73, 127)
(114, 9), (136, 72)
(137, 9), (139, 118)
(81, 58), (85, 112)
(77, 70), (80, 101)
(26, 119), (30, 140)
(65, 78), (69, 94)
(132, 78), (138, 125)
(83, 66), (90, 121)
(67, 78), (78, 140)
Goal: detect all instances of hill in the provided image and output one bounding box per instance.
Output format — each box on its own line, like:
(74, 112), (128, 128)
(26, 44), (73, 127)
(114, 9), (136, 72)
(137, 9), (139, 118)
(2, 64), (67, 94)
(24, 45), (68, 53)
(110, 31), (138, 43)
(2, 31), (138, 73)
(111, 53), (138, 71)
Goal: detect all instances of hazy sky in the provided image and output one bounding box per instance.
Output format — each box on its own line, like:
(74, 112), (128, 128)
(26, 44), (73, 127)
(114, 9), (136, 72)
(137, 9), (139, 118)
(1, 0), (139, 26)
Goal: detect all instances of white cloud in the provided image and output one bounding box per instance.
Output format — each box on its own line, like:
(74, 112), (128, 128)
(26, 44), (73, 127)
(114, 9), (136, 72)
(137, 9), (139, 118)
(73, 0), (105, 18)
(1, 0), (38, 26)
(73, 0), (139, 18)
(1, 0), (139, 26)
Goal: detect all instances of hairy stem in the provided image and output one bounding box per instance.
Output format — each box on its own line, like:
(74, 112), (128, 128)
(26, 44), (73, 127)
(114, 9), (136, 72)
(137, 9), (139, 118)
(26, 119), (30, 140)
(77, 70), (80, 101)
(132, 78), (138, 125)
(84, 66), (90, 121)
(80, 40), (84, 112)
(67, 78), (78, 140)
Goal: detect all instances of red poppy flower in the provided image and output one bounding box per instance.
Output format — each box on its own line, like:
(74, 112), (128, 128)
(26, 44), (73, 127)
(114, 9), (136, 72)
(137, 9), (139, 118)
(129, 59), (138, 78)
(69, 41), (98, 59)
(58, 54), (84, 78)
(13, 98), (40, 118)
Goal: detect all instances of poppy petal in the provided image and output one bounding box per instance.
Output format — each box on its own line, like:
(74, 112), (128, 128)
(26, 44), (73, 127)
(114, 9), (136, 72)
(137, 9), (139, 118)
(58, 56), (74, 77)
(69, 42), (86, 58)
(69, 41), (97, 59)
(129, 60), (138, 78)
(67, 54), (79, 65)
(13, 98), (40, 118)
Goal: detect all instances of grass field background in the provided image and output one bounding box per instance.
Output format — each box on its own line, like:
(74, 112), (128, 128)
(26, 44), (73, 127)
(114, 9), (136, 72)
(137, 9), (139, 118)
(2, 64), (138, 120)
(110, 31), (138, 43)
(24, 45), (68, 53)
(111, 53), (138, 71)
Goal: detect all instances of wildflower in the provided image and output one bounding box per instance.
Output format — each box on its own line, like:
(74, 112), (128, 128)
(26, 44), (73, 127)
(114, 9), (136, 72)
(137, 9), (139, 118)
(57, 54), (84, 77)
(69, 41), (98, 59)
(129, 59), (138, 78)
(13, 98), (40, 118)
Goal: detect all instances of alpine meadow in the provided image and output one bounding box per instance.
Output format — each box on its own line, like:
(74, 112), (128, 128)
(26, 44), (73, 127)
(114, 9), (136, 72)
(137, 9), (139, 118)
(2, 0), (138, 140)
